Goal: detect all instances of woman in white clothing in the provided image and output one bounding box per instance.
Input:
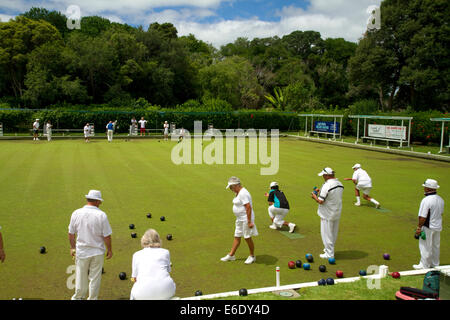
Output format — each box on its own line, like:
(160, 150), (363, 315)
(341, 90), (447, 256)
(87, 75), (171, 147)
(130, 229), (176, 300)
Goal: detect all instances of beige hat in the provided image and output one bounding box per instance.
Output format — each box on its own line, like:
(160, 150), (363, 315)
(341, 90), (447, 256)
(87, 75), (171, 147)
(422, 179), (439, 189)
(318, 167), (334, 176)
(85, 190), (104, 201)
(226, 176), (241, 189)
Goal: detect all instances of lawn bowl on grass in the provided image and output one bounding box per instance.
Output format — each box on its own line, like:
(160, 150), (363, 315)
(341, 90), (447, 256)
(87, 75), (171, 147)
(0, 139), (448, 299)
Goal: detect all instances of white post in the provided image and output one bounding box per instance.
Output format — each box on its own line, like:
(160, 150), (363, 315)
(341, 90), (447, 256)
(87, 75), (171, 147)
(356, 118), (360, 144)
(333, 116), (336, 140)
(400, 120), (404, 148)
(408, 118), (412, 148)
(364, 118), (367, 140)
(440, 121), (445, 153)
(276, 266), (280, 287)
(305, 116), (308, 137)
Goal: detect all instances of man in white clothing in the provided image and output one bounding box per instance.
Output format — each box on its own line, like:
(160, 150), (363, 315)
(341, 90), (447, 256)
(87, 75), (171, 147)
(413, 179), (444, 270)
(344, 164), (380, 208)
(46, 121), (52, 141)
(68, 190), (113, 300)
(83, 123), (91, 143)
(311, 167), (344, 260)
(32, 119), (40, 141)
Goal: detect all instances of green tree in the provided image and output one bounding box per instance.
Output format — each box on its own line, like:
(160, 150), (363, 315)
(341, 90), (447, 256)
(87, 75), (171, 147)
(199, 56), (263, 109)
(349, 0), (449, 111)
(21, 7), (67, 38)
(0, 17), (61, 100)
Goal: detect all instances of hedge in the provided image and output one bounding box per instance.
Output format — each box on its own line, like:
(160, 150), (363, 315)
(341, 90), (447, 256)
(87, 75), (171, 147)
(0, 106), (447, 144)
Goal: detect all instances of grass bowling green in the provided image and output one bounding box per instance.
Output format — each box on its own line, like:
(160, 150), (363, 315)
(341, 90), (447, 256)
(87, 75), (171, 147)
(0, 137), (448, 299)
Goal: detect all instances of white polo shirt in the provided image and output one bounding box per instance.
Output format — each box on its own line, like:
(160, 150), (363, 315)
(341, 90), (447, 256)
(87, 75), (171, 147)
(84, 125), (90, 135)
(138, 120), (147, 128)
(317, 178), (344, 221)
(132, 247), (172, 279)
(68, 205), (112, 259)
(352, 168), (372, 188)
(33, 121), (39, 129)
(232, 187), (255, 222)
(418, 193), (444, 231)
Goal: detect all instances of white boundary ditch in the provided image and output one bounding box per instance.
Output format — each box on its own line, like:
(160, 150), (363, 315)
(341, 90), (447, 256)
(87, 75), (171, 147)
(181, 265), (450, 300)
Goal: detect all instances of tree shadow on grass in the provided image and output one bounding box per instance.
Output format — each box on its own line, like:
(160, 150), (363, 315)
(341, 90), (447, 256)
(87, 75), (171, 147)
(335, 250), (368, 260)
(255, 254), (278, 266)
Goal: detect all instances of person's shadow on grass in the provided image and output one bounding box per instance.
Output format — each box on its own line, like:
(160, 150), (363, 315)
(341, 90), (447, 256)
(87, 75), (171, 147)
(255, 254), (278, 265)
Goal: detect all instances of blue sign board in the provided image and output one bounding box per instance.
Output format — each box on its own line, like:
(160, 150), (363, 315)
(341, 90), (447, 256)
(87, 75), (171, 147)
(314, 121), (340, 133)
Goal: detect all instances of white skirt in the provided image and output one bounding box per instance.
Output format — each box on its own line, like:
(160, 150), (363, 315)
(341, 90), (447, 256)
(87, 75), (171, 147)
(130, 275), (176, 300)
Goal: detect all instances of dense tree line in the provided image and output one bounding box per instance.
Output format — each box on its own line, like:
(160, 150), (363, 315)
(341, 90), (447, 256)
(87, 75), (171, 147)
(0, 1), (448, 112)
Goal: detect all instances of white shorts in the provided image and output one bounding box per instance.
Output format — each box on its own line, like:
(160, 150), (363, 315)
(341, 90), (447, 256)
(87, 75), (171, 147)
(268, 206), (289, 228)
(234, 220), (258, 239)
(356, 185), (371, 195)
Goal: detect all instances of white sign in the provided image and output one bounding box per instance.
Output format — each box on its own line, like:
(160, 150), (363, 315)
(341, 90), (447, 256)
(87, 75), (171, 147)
(386, 126), (406, 140)
(368, 124), (406, 140)
(368, 124), (385, 138)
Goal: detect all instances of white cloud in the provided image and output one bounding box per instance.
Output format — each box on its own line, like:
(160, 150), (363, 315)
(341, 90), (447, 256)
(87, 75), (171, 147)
(0, 0), (383, 47)
(0, 13), (15, 22)
(173, 0), (383, 47)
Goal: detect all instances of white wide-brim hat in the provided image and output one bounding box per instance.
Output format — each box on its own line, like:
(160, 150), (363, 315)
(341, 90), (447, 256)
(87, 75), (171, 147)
(85, 190), (104, 201)
(352, 163), (361, 169)
(422, 179), (439, 189)
(226, 176), (241, 189)
(318, 167), (334, 176)
(270, 181), (278, 188)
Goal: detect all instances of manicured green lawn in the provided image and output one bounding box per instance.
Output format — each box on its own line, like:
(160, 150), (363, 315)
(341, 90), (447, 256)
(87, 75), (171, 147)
(0, 138), (448, 300)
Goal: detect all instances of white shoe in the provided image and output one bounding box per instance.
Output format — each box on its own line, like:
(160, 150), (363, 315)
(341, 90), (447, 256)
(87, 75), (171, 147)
(220, 254), (236, 262)
(244, 256), (256, 264)
(354, 202), (361, 206)
(320, 253), (332, 259)
(269, 224), (277, 230)
(376, 203), (381, 209)
(413, 264), (425, 270)
(288, 223), (296, 233)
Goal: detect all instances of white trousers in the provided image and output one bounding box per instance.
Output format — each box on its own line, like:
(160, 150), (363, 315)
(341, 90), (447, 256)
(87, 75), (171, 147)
(320, 218), (340, 258)
(107, 130), (113, 142)
(419, 227), (440, 268)
(71, 254), (104, 300)
(47, 130), (52, 141)
(268, 206), (289, 228)
(130, 276), (176, 300)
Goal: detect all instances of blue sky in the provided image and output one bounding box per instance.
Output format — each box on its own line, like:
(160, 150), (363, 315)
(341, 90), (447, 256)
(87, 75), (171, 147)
(0, 0), (382, 48)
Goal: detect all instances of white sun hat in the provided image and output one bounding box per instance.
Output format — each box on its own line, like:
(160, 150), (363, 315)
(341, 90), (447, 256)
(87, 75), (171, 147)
(270, 182), (278, 188)
(85, 190), (104, 201)
(422, 179), (439, 189)
(226, 176), (241, 189)
(352, 163), (361, 169)
(318, 167), (334, 176)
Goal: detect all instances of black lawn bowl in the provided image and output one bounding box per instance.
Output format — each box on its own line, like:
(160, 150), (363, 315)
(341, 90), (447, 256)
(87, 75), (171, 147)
(195, 290), (203, 296)
(239, 288), (248, 296)
(119, 272), (127, 280)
